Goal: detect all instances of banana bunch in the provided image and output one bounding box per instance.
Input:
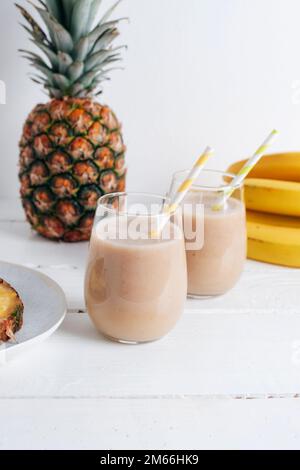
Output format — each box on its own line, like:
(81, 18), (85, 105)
(227, 153), (300, 268)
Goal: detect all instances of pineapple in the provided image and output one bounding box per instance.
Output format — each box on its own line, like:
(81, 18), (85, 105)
(17, 0), (127, 242)
(0, 279), (24, 342)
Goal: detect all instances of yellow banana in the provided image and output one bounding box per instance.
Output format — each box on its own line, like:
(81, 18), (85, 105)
(247, 211), (300, 245)
(248, 239), (300, 268)
(247, 211), (300, 267)
(227, 152), (300, 182)
(244, 178), (300, 217)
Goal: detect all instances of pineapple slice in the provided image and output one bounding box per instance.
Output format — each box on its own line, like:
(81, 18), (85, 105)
(0, 279), (24, 342)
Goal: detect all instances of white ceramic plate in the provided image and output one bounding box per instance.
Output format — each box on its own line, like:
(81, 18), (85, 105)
(0, 261), (67, 360)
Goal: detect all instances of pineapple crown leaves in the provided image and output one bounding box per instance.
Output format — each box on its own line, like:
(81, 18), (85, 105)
(16, 0), (127, 99)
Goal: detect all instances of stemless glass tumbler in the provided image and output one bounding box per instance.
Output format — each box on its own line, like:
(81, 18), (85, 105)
(169, 170), (247, 298)
(84, 193), (187, 344)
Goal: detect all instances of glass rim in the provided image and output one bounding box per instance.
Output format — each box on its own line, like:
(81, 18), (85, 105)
(97, 192), (179, 218)
(172, 169), (243, 191)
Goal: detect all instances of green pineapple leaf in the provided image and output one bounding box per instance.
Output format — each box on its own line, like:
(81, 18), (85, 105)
(85, 46), (124, 72)
(30, 39), (59, 69)
(34, 7), (74, 53)
(78, 70), (98, 88)
(45, 0), (64, 23)
(69, 82), (86, 96)
(52, 73), (71, 90)
(17, 0), (126, 98)
(44, 85), (64, 98)
(70, 0), (93, 42)
(68, 61), (85, 82)
(57, 51), (73, 74)
(87, 20), (123, 52)
(87, 0), (103, 30)
(20, 49), (51, 72)
(92, 28), (119, 54)
(29, 73), (49, 85)
(31, 62), (55, 85)
(99, 0), (122, 26)
(74, 37), (90, 61)
(30, 77), (44, 85)
(85, 49), (115, 73)
(16, 3), (48, 43)
(61, 0), (77, 28)
(19, 23), (49, 49)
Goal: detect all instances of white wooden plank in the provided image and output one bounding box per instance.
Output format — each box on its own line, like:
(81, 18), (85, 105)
(186, 260), (300, 313)
(35, 262), (300, 313)
(0, 397), (300, 450)
(1, 313), (300, 398)
(24, 266), (85, 312)
(0, 220), (89, 268)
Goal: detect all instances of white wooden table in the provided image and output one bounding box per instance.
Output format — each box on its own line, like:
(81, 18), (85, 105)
(0, 200), (300, 450)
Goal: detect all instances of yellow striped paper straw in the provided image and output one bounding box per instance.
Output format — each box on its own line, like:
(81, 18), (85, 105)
(212, 129), (279, 211)
(151, 146), (214, 237)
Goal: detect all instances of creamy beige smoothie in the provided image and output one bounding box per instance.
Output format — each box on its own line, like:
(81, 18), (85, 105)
(184, 194), (247, 296)
(85, 217), (187, 343)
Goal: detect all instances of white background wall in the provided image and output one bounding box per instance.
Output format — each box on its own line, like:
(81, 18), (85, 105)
(1, 0), (300, 200)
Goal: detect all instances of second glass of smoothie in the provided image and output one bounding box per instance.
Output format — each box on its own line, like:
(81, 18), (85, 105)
(169, 170), (247, 297)
(85, 193), (187, 344)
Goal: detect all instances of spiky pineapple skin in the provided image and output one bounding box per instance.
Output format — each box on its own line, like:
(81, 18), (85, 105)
(19, 98), (126, 242)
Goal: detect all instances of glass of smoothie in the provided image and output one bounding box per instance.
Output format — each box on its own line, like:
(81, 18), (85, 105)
(85, 192), (187, 344)
(169, 170), (247, 297)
